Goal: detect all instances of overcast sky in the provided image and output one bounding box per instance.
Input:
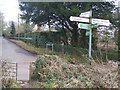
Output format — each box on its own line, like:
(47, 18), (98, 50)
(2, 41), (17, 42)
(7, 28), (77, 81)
(0, 0), (119, 23)
(0, 0), (20, 23)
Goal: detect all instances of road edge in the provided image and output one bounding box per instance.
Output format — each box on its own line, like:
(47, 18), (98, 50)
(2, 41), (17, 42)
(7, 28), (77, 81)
(6, 38), (38, 55)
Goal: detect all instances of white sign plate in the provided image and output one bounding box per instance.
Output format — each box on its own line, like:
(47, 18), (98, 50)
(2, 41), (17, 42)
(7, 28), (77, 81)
(70, 16), (89, 23)
(80, 11), (92, 18)
(92, 18), (110, 26)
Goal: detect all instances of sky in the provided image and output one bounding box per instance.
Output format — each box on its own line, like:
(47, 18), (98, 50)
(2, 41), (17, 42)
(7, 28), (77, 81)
(0, 0), (20, 23)
(0, 0), (120, 23)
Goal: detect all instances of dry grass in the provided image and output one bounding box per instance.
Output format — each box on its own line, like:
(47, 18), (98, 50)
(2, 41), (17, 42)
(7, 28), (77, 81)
(30, 55), (119, 88)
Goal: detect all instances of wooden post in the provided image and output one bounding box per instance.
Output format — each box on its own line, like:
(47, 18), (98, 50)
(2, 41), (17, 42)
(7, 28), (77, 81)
(29, 62), (32, 81)
(118, 63), (120, 88)
(16, 63), (18, 81)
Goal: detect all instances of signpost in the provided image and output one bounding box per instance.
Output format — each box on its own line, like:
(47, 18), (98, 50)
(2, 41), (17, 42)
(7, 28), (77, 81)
(89, 28), (92, 58)
(78, 23), (91, 30)
(70, 10), (110, 59)
(80, 11), (92, 18)
(70, 17), (110, 26)
(70, 16), (89, 23)
(78, 23), (98, 30)
(92, 18), (110, 26)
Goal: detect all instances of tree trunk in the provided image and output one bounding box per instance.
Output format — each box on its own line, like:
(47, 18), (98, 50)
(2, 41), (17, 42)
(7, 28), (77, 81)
(62, 20), (68, 45)
(71, 29), (79, 47)
(48, 16), (51, 31)
(92, 28), (97, 50)
(80, 29), (88, 48)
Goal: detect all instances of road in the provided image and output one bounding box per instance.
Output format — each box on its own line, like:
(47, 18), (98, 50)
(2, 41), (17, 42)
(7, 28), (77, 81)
(1, 37), (37, 80)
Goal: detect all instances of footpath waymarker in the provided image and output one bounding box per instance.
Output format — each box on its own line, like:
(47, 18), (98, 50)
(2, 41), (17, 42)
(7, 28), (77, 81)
(78, 23), (91, 30)
(70, 10), (110, 59)
(78, 23), (98, 30)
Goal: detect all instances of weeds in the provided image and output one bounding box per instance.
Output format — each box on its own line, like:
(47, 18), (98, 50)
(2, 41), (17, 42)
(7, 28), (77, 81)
(30, 55), (118, 88)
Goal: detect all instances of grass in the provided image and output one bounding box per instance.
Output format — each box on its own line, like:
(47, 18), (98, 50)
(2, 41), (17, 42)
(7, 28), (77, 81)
(10, 39), (50, 55)
(10, 39), (90, 64)
(10, 39), (118, 64)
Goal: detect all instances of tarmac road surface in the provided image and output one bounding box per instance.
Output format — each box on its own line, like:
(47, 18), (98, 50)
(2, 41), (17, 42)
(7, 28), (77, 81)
(0, 37), (37, 80)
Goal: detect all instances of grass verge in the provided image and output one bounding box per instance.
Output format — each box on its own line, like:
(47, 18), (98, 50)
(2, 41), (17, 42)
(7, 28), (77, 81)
(9, 39), (90, 64)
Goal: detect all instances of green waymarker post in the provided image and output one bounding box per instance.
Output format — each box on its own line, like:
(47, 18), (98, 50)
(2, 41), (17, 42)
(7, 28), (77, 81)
(78, 23), (98, 58)
(78, 23), (98, 37)
(78, 23), (98, 30)
(78, 23), (91, 30)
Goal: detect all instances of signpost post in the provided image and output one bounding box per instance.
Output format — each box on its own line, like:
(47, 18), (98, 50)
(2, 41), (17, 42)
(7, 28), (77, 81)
(89, 12), (92, 59)
(70, 10), (110, 59)
(89, 28), (92, 58)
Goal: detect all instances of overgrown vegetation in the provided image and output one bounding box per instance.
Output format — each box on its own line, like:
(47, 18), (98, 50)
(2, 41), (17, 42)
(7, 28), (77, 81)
(29, 55), (118, 88)
(2, 78), (21, 88)
(1, 60), (21, 88)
